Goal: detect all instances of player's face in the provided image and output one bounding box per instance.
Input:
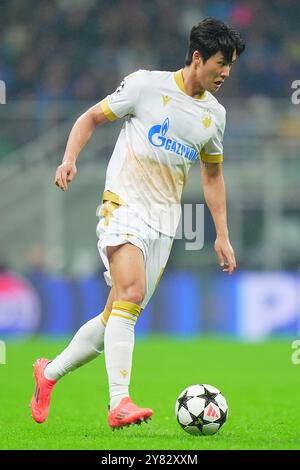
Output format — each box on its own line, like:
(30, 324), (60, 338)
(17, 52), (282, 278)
(198, 50), (237, 93)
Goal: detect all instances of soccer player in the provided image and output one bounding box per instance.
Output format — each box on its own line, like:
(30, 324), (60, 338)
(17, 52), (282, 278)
(30, 18), (245, 429)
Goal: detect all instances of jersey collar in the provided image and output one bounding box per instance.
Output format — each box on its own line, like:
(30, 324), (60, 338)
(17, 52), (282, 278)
(174, 69), (206, 100)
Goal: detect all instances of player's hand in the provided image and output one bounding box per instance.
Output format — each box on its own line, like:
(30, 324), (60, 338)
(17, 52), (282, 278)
(214, 235), (237, 275)
(54, 161), (77, 192)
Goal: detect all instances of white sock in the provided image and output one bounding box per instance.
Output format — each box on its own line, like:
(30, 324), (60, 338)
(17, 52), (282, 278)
(44, 307), (110, 381)
(104, 300), (141, 409)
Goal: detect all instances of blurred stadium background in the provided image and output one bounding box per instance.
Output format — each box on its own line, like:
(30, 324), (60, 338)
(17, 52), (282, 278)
(1, 0), (300, 341)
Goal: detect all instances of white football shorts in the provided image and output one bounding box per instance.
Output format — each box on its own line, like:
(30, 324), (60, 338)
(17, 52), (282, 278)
(96, 200), (174, 309)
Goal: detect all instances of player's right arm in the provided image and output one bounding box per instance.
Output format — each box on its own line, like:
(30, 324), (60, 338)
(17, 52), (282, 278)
(55, 70), (144, 192)
(55, 103), (109, 192)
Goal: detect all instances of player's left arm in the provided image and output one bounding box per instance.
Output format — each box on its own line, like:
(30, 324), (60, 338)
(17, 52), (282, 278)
(200, 161), (237, 274)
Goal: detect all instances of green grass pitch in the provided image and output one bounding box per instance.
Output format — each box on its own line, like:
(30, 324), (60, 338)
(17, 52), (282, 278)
(0, 336), (299, 450)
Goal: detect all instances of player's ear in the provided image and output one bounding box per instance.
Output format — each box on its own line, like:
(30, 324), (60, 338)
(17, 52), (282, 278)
(193, 51), (203, 65)
(192, 50), (201, 64)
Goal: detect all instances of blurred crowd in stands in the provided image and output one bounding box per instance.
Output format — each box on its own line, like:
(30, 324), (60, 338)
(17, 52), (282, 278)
(1, 0), (299, 102)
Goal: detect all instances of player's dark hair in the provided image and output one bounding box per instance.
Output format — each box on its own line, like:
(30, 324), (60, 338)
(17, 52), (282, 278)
(185, 17), (245, 65)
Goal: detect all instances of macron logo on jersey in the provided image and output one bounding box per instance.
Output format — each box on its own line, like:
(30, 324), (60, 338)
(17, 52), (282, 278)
(148, 118), (198, 162)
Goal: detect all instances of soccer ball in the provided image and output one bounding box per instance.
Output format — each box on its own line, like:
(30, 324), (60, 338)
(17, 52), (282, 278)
(175, 384), (228, 436)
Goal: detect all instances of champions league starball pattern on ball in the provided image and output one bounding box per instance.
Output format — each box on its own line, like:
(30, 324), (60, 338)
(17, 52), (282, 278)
(175, 384), (228, 436)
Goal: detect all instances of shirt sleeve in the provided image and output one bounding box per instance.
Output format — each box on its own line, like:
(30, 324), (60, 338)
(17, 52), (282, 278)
(200, 107), (226, 163)
(100, 71), (144, 121)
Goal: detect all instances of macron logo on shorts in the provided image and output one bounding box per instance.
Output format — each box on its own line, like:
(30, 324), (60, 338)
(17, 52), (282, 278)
(148, 118), (198, 162)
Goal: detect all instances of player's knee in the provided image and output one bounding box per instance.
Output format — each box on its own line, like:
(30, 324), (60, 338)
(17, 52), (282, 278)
(117, 284), (145, 306)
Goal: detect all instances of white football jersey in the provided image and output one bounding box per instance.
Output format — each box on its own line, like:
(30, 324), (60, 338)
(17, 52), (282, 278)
(100, 69), (226, 236)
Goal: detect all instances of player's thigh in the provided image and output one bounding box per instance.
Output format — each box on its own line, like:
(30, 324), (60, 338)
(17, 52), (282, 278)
(107, 243), (146, 296)
(142, 235), (174, 309)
